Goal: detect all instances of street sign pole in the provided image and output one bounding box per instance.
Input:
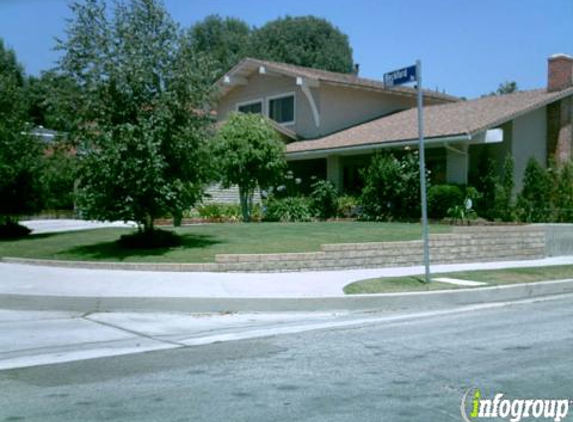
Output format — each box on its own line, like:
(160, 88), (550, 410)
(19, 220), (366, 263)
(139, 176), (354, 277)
(416, 60), (431, 284)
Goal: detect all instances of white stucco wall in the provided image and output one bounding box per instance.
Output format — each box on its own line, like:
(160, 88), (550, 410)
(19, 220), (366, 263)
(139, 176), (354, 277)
(217, 72), (452, 140)
(511, 107), (547, 191)
(217, 72), (319, 139)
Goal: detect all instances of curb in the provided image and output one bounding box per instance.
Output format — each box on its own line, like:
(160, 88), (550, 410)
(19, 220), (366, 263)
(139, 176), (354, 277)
(2, 279), (573, 313)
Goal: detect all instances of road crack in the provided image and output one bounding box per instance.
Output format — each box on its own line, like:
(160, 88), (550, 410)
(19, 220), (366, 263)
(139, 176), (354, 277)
(81, 315), (187, 347)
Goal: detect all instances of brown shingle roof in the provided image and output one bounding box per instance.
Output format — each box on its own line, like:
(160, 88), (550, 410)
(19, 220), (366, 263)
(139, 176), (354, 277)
(220, 58), (459, 103)
(286, 87), (573, 154)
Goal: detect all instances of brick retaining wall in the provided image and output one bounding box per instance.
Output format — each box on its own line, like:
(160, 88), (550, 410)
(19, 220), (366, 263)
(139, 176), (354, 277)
(2, 224), (564, 272)
(214, 225), (547, 272)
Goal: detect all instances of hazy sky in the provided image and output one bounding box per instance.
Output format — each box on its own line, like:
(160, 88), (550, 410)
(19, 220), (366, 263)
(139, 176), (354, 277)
(0, 0), (571, 98)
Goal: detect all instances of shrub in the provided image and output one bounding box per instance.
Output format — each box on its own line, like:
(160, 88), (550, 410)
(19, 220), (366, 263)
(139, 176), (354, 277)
(197, 203), (241, 220)
(310, 179), (338, 220)
(359, 152), (423, 221)
(554, 161), (573, 222)
(427, 184), (464, 219)
(470, 154), (516, 221)
(263, 197), (313, 222)
(270, 170), (304, 199)
(516, 158), (552, 222)
(117, 229), (182, 249)
(0, 217), (31, 239)
(493, 154), (515, 221)
(473, 156), (497, 220)
(336, 195), (359, 218)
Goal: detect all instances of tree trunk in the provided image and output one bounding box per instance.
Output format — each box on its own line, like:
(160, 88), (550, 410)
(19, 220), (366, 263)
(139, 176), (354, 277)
(143, 213), (154, 233)
(239, 187), (250, 223)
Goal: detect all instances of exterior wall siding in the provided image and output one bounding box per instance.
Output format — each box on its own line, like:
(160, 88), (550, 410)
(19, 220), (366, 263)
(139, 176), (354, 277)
(217, 72), (319, 139)
(511, 107), (547, 192)
(318, 84), (414, 137)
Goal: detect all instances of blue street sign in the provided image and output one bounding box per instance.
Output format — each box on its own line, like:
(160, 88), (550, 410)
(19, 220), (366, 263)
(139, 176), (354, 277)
(383, 65), (417, 87)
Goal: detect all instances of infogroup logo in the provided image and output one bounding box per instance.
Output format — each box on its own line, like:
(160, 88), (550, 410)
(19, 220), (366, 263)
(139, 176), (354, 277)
(461, 388), (571, 422)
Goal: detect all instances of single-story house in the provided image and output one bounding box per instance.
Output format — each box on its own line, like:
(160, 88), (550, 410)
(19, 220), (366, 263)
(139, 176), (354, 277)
(212, 54), (573, 198)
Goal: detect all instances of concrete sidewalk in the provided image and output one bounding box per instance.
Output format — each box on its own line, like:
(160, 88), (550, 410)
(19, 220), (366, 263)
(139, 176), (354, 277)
(20, 219), (137, 234)
(2, 256), (573, 299)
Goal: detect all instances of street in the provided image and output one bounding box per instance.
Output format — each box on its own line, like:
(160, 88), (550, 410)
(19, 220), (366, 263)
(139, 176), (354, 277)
(1, 294), (572, 421)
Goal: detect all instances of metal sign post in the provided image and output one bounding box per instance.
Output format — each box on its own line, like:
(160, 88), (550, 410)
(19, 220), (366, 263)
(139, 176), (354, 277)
(384, 61), (431, 283)
(415, 60), (430, 284)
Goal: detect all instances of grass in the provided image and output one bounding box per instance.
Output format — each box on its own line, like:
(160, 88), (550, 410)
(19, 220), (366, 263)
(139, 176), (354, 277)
(0, 222), (451, 263)
(343, 265), (573, 294)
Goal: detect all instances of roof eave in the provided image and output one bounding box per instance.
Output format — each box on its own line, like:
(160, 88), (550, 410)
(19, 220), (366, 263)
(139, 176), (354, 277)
(285, 133), (472, 160)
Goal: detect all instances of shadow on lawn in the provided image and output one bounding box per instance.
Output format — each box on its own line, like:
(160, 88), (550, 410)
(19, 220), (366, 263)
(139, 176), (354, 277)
(0, 231), (66, 242)
(61, 233), (221, 261)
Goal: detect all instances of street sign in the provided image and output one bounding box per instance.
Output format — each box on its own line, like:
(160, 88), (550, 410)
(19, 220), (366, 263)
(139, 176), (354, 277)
(383, 61), (431, 284)
(383, 65), (417, 87)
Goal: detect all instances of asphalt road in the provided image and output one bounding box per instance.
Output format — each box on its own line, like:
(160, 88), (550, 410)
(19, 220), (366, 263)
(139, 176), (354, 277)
(1, 295), (573, 422)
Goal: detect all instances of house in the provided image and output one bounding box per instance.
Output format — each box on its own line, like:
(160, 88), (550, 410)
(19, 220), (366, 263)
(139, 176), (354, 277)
(214, 54), (573, 197)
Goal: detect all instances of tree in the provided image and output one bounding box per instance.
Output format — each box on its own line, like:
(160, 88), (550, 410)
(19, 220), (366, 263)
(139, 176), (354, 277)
(249, 16), (354, 73)
(57, 0), (214, 238)
(485, 81), (519, 97)
(213, 113), (286, 222)
(184, 15), (251, 80)
(25, 71), (82, 132)
(496, 81), (518, 95)
(0, 39), (45, 235)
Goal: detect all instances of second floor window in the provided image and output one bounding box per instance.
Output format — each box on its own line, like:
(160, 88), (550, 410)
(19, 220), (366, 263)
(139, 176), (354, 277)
(238, 101), (262, 114)
(269, 95), (294, 124)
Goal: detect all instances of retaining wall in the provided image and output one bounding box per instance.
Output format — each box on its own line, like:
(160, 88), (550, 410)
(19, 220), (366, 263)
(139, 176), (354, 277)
(2, 224), (568, 273)
(214, 225), (547, 272)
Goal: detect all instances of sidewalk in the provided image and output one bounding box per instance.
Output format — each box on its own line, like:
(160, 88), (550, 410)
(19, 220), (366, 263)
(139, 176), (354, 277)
(2, 256), (573, 299)
(21, 219), (137, 234)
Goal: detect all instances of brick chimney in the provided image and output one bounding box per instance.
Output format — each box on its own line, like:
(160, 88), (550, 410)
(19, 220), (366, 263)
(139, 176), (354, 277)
(548, 53), (573, 92)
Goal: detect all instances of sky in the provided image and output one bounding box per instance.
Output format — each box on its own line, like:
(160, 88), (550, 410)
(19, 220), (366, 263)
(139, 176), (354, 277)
(0, 0), (571, 99)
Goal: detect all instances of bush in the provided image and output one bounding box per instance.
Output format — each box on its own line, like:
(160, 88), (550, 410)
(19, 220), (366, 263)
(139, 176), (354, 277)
(427, 184), (464, 219)
(197, 202), (262, 222)
(516, 158), (552, 222)
(263, 197), (313, 222)
(0, 217), (31, 239)
(197, 203), (241, 220)
(118, 229), (181, 249)
(492, 155), (515, 221)
(553, 161), (573, 222)
(473, 156), (497, 220)
(336, 195), (359, 218)
(359, 152), (423, 221)
(310, 179), (338, 220)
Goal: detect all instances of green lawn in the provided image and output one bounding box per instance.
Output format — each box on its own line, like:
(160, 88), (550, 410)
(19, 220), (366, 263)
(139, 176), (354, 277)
(344, 265), (573, 294)
(0, 222), (450, 263)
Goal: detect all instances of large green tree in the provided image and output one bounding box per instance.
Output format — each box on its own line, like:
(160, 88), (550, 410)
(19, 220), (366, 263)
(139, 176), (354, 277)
(0, 39), (45, 226)
(57, 0), (214, 235)
(184, 15), (251, 81)
(250, 16), (354, 73)
(25, 71), (81, 132)
(213, 113), (286, 222)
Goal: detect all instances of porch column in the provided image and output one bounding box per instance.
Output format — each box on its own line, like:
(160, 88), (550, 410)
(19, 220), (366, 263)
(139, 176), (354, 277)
(446, 144), (469, 184)
(326, 155), (343, 190)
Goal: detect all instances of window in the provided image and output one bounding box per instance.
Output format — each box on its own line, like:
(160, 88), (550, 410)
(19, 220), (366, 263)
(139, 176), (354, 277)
(237, 101), (262, 114)
(268, 94), (295, 124)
